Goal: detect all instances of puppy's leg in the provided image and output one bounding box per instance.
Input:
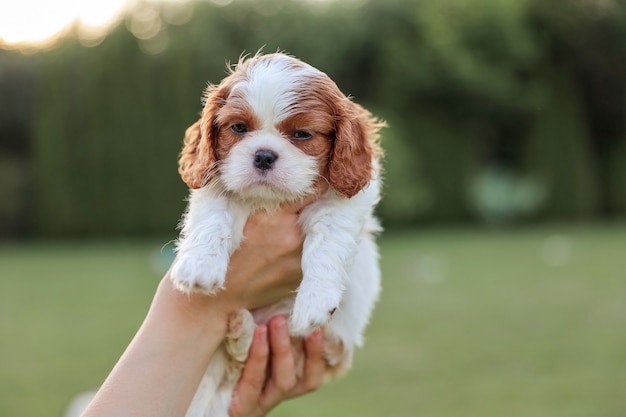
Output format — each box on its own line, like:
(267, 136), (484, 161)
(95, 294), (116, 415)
(172, 189), (239, 295)
(290, 183), (381, 336)
(185, 350), (227, 417)
(323, 233), (381, 381)
(204, 310), (254, 417)
(289, 209), (359, 335)
(289, 260), (345, 336)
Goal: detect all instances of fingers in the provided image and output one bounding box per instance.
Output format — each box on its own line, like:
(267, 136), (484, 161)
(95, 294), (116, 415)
(228, 207), (304, 309)
(298, 328), (325, 394)
(268, 317), (297, 391)
(258, 317), (326, 413)
(229, 316), (327, 417)
(259, 316), (298, 410)
(229, 325), (268, 417)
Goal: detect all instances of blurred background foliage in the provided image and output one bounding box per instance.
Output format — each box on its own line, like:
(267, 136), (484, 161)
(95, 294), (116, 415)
(2, 2), (626, 416)
(1, 0), (626, 238)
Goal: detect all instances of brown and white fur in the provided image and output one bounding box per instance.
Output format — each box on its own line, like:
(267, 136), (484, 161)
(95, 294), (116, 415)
(172, 52), (384, 417)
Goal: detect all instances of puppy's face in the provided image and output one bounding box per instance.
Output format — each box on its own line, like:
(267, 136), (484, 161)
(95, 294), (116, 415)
(212, 63), (334, 203)
(179, 53), (383, 204)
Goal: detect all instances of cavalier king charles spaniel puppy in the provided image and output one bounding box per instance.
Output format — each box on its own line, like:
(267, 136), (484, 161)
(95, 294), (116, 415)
(172, 52), (384, 417)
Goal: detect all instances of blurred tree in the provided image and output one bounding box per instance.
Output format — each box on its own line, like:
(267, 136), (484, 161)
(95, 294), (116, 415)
(523, 69), (597, 218)
(530, 0), (626, 217)
(0, 52), (36, 236)
(1, 0), (625, 238)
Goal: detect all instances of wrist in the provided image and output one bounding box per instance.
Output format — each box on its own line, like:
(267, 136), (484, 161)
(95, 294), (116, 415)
(151, 275), (239, 342)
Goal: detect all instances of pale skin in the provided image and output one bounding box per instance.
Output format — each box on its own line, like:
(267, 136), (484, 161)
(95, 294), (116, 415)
(81, 200), (325, 417)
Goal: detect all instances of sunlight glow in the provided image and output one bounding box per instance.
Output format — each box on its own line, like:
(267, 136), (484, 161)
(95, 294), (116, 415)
(0, 0), (130, 49)
(0, 0), (339, 51)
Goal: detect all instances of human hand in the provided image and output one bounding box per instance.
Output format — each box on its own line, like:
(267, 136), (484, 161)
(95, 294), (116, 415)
(160, 196), (316, 319)
(222, 196), (318, 311)
(81, 199), (322, 417)
(228, 316), (326, 417)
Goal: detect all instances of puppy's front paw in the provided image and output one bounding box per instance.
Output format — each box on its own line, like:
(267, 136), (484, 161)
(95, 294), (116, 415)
(288, 291), (341, 337)
(170, 254), (228, 295)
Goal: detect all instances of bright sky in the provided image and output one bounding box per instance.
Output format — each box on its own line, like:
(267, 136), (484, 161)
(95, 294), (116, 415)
(0, 0), (136, 48)
(0, 0), (333, 50)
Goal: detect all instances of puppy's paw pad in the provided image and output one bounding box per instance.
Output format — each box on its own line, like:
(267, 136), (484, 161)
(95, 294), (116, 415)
(227, 309), (255, 340)
(225, 309), (255, 363)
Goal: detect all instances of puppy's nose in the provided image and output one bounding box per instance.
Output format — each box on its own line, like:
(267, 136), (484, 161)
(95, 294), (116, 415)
(253, 149), (278, 171)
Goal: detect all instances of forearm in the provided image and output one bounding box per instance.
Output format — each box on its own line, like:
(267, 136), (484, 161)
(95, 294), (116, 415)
(82, 276), (233, 417)
(80, 206), (308, 417)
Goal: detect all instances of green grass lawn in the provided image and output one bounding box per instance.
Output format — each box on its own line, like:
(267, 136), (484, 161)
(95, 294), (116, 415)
(1, 224), (625, 417)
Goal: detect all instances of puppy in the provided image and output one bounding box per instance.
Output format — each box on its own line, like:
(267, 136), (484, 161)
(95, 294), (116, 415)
(172, 52), (384, 417)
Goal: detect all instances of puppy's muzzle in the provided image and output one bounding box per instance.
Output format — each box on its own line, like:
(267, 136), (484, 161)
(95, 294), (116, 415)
(253, 149), (278, 171)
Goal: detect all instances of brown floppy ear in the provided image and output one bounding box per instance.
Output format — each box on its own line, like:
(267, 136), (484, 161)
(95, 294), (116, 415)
(178, 84), (227, 189)
(328, 100), (384, 198)
(178, 120), (211, 189)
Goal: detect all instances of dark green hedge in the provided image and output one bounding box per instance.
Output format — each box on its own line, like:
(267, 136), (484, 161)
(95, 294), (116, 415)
(2, 0), (625, 237)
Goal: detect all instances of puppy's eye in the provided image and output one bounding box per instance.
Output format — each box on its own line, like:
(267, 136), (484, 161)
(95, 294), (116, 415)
(230, 123), (248, 135)
(293, 130), (312, 141)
